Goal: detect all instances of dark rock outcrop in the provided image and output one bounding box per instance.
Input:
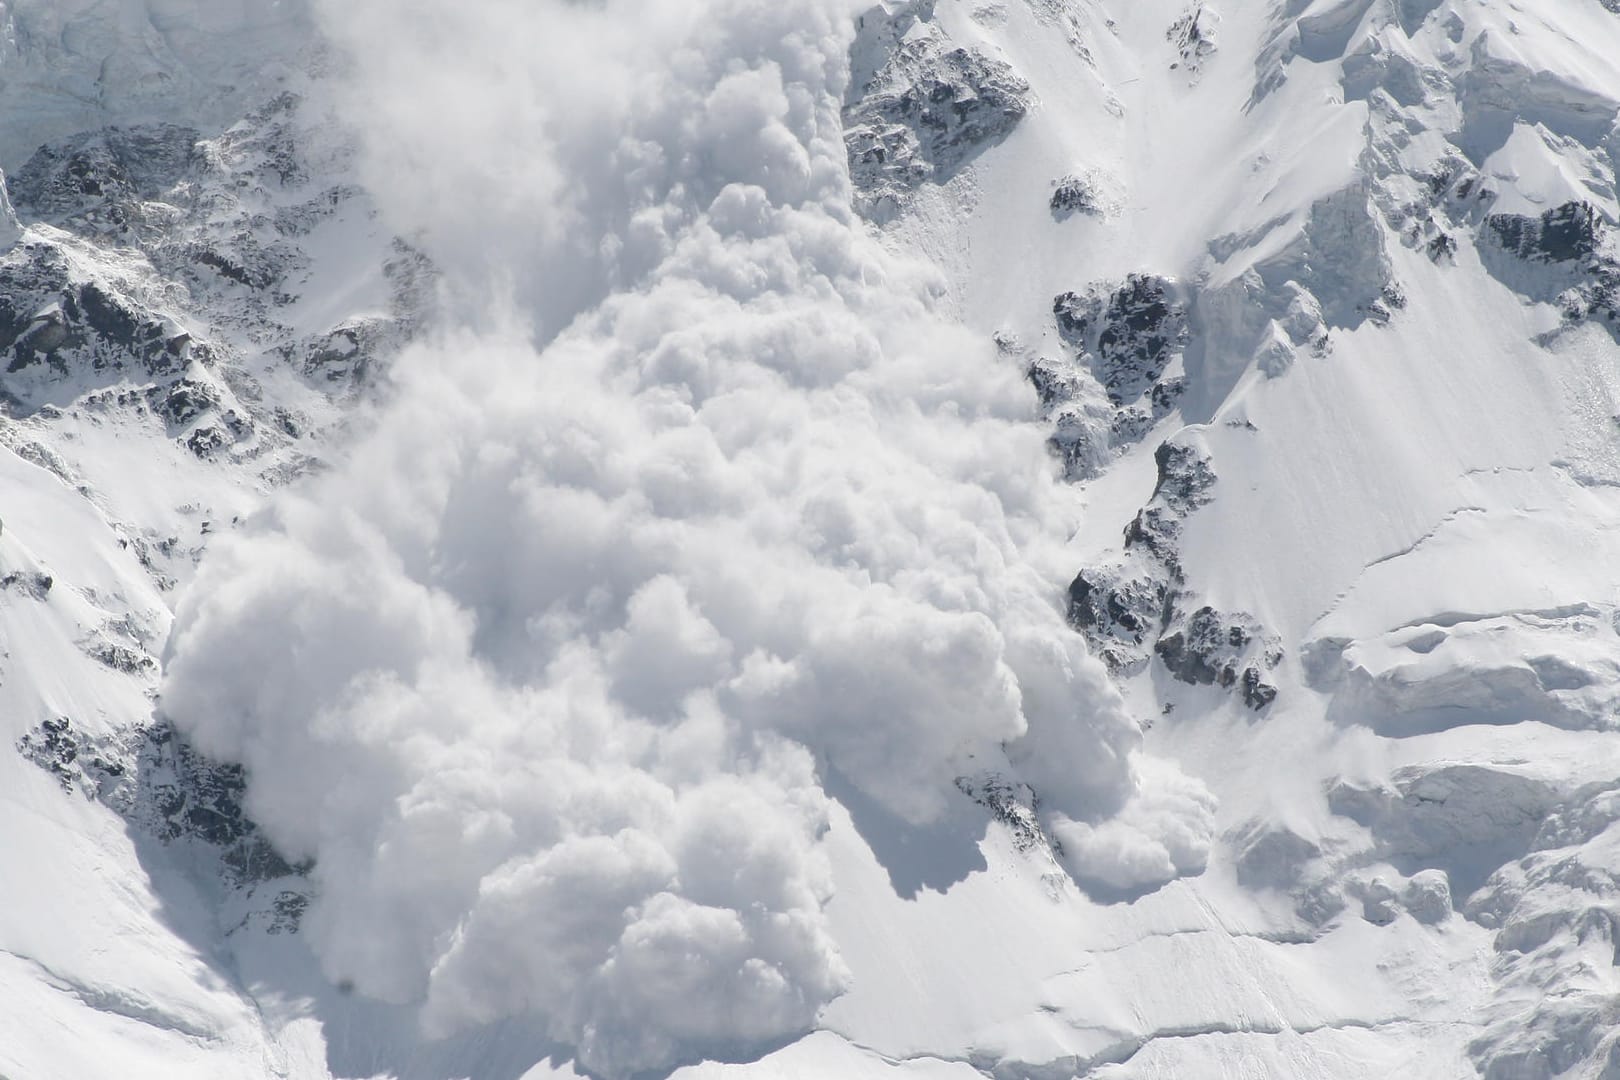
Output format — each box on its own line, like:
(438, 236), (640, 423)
(1067, 435), (1284, 707)
(846, 17), (1029, 219)
(1155, 606), (1283, 709)
(1054, 275), (1188, 408)
(1050, 174), (1100, 221)
(1486, 202), (1602, 265)
(19, 716), (309, 899)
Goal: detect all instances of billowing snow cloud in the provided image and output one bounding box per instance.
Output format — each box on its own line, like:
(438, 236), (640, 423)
(160, 0), (1216, 1074)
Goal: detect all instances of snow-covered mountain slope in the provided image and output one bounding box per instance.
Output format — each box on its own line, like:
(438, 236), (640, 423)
(5, 1), (1620, 1078)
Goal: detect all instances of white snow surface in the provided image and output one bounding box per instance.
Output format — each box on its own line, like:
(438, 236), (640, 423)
(3, 1), (1620, 1079)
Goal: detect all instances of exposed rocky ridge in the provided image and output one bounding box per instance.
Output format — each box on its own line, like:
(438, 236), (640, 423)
(6, 92), (431, 399)
(846, 2), (1031, 220)
(1167, 5), (1220, 79)
(1022, 274), (1190, 484)
(19, 715), (310, 930)
(1053, 274), (1189, 441)
(1066, 434), (1281, 709)
(1155, 606), (1282, 710)
(1048, 173), (1100, 220)
(0, 84), (408, 1017)
(0, 90), (430, 596)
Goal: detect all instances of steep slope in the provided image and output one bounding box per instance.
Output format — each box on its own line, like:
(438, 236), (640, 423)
(851, 1), (1620, 1076)
(3, 2), (1620, 1079)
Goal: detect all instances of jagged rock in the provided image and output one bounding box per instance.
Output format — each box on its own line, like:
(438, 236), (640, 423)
(1487, 201), (1603, 264)
(1474, 201), (1620, 336)
(1032, 277), (1189, 480)
(18, 716), (308, 893)
(83, 638), (157, 674)
(290, 317), (396, 386)
(8, 124), (203, 233)
(1427, 231), (1458, 262)
(1049, 174), (1100, 220)
(1067, 562), (1172, 671)
(1155, 606), (1282, 709)
(1240, 666), (1279, 709)
(1144, 439), (1216, 516)
(955, 773), (1049, 855)
(149, 378), (220, 429)
(1069, 437), (1226, 673)
(845, 17), (1029, 219)
(1026, 351), (1109, 480)
(1064, 434), (1276, 692)
(1111, 377), (1188, 445)
(0, 570), (54, 598)
(17, 717), (122, 793)
(0, 99), (429, 487)
(0, 250), (193, 385)
(1168, 5), (1220, 76)
(1054, 274), (1188, 408)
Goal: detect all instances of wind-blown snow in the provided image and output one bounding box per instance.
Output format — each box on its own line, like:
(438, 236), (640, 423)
(158, 1), (1212, 1075)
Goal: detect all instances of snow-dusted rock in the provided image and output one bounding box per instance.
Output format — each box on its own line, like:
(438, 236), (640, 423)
(845, 8), (1030, 219)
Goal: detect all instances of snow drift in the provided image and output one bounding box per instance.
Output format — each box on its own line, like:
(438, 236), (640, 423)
(159, 0), (1214, 1074)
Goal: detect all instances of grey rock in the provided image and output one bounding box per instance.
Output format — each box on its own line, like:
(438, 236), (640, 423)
(9, 124), (203, 228)
(845, 22), (1029, 219)
(1487, 201), (1603, 264)
(955, 773), (1049, 856)
(0, 570), (53, 598)
(1155, 605), (1283, 710)
(1067, 562), (1173, 671)
(1049, 174), (1100, 220)
(1167, 6), (1219, 75)
(18, 716), (310, 898)
(1054, 274), (1188, 408)
(1066, 434), (1282, 700)
(1144, 438), (1216, 516)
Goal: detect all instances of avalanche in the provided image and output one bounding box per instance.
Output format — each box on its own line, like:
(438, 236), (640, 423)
(3, 1), (1620, 1079)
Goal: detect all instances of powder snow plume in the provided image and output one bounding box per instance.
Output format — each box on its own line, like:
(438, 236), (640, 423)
(159, 0), (1216, 1074)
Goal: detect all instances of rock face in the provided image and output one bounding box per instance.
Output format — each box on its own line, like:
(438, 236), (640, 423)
(1048, 174), (1100, 220)
(1054, 274), (1188, 409)
(0, 68), (412, 1027)
(845, 5), (1030, 219)
(0, 92), (429, 474)
(19, 716), (308, 902)
(1474, 200), (1620, 334)
(1031, 275), (1190, 482)
(1065, 433), (1281, 709)
(1167, 5), (1220, 78)
(1066, 438), (1215, 672)
(1486, 201), (1603, 264)
(1156, 607), (1283, 709)
(8, 124), (205, 224)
